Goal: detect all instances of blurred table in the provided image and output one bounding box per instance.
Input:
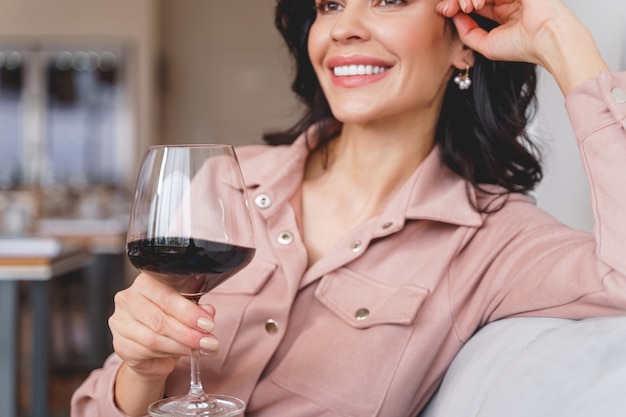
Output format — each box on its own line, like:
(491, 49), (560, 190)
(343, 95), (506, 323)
(36, 217), (127, 255)
(36, 217), (128, 367)
(0, 244), (91, 417)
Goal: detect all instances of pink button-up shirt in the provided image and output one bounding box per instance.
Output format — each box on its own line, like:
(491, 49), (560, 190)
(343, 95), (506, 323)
(72, 72), (626, 417)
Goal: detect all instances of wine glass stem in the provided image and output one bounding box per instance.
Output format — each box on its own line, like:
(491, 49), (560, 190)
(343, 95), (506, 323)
(189, 348), (206, 398)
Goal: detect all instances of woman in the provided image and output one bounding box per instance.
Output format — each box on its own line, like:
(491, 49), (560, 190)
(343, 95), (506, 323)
(72, 0), (626, 416)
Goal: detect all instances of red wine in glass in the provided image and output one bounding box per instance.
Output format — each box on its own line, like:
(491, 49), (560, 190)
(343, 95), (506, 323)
(127, 237), (255, 302)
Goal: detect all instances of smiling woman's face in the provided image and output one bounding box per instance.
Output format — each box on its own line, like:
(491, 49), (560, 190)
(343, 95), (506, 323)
(308, 0), (470, 126)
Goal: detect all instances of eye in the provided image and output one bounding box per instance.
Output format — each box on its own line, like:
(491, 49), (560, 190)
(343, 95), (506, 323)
(377, 0), (407, 6)
(315, 0), (344, 13)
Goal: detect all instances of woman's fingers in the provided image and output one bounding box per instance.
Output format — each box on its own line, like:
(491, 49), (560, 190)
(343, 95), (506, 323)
(132, 273), (216, 332)
(438, 0), (485, 17)
(450, 13), (497, 58)
(108, 273), (221, 379)
(110, 305), (217, 358)
(114, 283), (218, 349)
(438, 0), (542, 63)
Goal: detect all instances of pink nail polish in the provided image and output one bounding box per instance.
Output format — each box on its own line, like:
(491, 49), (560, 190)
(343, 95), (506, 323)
(199, 337), (219, 351)
(197, 317), (215, 332)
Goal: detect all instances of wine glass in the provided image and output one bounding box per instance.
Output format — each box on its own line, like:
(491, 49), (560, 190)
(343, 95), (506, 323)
(126, 144), (256, 416)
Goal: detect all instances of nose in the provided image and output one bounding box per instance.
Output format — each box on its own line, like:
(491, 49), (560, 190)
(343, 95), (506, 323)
(330, 4), (371, 43)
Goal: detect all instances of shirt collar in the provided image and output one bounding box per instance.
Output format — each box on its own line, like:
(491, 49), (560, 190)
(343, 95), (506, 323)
(240, 128), (484, 228)
(400, 147), (484, 227)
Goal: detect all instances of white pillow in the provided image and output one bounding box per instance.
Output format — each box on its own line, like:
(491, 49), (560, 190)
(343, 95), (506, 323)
(420, 316), (626, 417)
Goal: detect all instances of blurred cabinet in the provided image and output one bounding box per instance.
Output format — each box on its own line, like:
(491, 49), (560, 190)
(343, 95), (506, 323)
(0, 45), (129, 189)
(0, 0), (161, 190)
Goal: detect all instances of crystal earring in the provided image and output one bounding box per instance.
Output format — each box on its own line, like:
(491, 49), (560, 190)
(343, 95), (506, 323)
(454, 65), (472, 90)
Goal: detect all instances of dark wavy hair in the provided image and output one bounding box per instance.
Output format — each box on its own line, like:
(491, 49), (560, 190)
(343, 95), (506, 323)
(264, 0), (542, 209)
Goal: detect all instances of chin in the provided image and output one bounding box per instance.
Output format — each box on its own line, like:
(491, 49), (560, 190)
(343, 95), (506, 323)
(330, 106), (382, 125)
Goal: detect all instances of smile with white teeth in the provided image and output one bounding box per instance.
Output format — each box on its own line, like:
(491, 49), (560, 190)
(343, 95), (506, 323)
(333, 64), (390, 77)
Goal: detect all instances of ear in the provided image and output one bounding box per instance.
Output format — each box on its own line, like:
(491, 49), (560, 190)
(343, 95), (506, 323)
(451, 47), (475, 71)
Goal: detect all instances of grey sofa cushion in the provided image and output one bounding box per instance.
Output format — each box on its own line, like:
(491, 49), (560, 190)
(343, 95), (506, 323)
(420, 316), (626, 417)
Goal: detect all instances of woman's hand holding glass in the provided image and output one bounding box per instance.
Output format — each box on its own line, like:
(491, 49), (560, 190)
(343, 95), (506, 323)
(110, 272), (219, 378)
(110, 273), (219, 416)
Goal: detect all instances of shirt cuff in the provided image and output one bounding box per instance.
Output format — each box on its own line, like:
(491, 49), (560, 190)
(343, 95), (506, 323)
(565, 71), (626, 144)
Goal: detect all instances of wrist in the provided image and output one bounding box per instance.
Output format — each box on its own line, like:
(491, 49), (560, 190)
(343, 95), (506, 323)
(114, 363), (168, 416)
(537, 15), (609, 95)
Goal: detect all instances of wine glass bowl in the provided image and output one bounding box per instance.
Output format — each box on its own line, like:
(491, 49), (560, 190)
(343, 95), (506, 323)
(126, 144), (255, 416)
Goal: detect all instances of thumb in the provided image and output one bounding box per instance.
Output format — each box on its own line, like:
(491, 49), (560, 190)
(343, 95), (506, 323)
(452, 13), (491, 57)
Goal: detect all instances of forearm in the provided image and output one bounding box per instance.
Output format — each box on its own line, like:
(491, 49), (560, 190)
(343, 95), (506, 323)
(114, 363), (168, 417)
(538, 12), (609, 96)
(565, 71), (626, 276)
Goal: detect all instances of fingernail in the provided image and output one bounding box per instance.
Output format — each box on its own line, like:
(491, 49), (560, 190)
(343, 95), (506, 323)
(460, 0), (467, 11)
(199, 337), (219, 351)
(197, 317), (215, 332)
(472, 0), (479, 8)
(441, 3), (449, 16)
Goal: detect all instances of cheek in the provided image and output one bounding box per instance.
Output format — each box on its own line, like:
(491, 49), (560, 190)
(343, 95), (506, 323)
(399, 29), (458, 76)
(307, 24), (325, 75)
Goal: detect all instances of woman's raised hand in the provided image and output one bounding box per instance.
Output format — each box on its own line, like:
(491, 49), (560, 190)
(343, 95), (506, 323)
(437, 0), (609, 94)
(109, 272), (219, 381)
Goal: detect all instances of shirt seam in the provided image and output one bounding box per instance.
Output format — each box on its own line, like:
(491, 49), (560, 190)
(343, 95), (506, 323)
(448, 226), (478, 344)
(578, 117), (625, 145)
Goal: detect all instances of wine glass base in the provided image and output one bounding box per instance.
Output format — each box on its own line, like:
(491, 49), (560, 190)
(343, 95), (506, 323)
(148, 394), (246, 417)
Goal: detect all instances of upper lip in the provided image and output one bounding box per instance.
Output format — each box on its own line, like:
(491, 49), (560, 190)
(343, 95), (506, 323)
(326, 54), (393, 70)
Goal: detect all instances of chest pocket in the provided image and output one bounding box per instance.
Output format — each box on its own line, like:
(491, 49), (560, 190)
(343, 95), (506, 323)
(316, 267), (430, 328)
(271, 267), (431, 416)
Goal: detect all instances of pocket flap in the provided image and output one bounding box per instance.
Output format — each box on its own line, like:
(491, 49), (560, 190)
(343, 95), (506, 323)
(212, 257), (276, 295)
(314, 268), (430, 329)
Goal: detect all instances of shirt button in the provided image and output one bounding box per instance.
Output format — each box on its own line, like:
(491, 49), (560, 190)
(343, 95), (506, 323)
(382, 221), (393, 229)
(351, 240), (363, 252)
(611, 87), (626, 104)
(255, 193), (272, 209)
(277, 231), (294, 245)
(265, 319), (279, 334)
(355, 308), (370, 321)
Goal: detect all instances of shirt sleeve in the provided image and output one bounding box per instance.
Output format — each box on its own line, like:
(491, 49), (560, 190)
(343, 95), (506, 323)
(565, 71), (626, 275)
(70, 354), (141, 417)
(452, 71), (626, 331)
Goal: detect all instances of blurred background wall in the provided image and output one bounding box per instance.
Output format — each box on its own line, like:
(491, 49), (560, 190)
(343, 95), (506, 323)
(158, 0), (301, 147)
